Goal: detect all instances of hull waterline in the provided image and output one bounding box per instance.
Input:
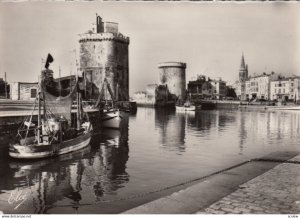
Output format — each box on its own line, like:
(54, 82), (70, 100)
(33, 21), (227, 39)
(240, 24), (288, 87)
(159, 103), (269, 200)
(101, 110), (123, 129)
(9, 131), (92, 159)
(176, 105), (196, 112)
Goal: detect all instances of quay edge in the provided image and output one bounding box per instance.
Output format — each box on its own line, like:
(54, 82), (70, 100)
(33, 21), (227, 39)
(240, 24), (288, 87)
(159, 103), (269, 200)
(122, 151), (300, 214)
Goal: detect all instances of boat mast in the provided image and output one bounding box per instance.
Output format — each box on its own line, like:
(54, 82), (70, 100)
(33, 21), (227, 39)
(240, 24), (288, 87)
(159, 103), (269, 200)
(116, 83), (119, 102)
(74, 50), (81, 130)
(37, 75), (41, 144)
(76, 82), (80, 130)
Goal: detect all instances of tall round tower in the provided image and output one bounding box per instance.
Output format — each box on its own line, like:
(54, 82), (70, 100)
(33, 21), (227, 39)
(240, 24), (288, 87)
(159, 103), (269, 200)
(158, 62), (186, 100)
(79, 15), (130, 101)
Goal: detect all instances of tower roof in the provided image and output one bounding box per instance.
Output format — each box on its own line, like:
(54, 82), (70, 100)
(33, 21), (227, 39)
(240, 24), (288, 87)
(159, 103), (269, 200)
(240, 54), (246, 70)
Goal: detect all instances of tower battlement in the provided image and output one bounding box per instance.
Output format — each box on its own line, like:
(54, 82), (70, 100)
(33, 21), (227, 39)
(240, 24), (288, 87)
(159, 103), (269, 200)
(79, 33), (129, 44)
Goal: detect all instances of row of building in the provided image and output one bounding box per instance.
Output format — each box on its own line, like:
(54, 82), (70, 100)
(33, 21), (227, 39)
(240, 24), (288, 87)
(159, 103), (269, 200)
(132, 62), (230, 106)
(234, 55), (300, 102)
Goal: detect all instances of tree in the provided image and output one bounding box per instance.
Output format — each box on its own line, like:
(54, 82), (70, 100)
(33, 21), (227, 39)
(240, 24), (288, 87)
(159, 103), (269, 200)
(226, 87), (237, 99)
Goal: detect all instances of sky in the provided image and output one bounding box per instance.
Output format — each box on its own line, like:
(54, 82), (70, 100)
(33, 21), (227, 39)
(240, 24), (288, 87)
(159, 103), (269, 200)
(0, 2), (300, 95)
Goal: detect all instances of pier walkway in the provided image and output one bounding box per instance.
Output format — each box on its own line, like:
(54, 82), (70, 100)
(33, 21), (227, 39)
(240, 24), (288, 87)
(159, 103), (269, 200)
(123, 152), (300, 214)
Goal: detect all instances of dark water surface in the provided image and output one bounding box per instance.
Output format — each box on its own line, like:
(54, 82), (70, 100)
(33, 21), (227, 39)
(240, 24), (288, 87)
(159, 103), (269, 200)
(0, 108), (299, 213)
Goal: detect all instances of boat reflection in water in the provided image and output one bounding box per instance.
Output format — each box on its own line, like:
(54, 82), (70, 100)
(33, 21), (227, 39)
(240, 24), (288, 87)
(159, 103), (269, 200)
(1, 108), (300, 214)
(0, 122), (129, 214)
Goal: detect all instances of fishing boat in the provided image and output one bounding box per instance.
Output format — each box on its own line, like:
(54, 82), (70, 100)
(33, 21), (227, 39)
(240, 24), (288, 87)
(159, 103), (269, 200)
(95, 78), (123, 129)
(101, 106), (123, 129)
(9, 54), (93, 159)
(176, 101), (196, 112)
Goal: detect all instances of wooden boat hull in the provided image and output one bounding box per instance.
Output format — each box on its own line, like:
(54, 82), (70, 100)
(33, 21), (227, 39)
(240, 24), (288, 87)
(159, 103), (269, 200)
(101, 110), (123, 129)
(9, 130), (92, 159)
(176, 105), (196, 112)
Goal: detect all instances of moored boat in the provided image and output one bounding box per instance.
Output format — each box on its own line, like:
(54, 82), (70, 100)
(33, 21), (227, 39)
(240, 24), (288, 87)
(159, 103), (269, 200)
(101, 108), (123, 129)
(176, 101), (196, 112)
(95, 78), (124, 129)
(9, 54), (93, 159)
(176, 105), (196, 111)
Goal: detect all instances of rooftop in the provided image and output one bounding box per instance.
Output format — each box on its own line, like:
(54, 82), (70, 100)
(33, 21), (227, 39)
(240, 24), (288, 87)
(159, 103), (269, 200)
(158, 62), (186, 68)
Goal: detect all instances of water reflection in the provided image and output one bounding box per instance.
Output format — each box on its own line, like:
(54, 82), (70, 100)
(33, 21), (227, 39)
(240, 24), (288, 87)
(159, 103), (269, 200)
(0, 122), (129, 213)
(155, 108), (186, 152)
(190, 111), (218, 131)
(237, 112), (246, 154)
(0, 109), (300, 214)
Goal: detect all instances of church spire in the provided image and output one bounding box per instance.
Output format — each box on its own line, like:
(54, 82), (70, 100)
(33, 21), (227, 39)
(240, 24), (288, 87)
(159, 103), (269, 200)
(240, 53), (246, 70)
(239, 53), (248, 82)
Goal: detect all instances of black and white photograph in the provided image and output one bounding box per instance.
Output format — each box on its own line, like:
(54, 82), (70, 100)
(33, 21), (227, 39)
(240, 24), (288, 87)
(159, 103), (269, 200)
(0, 1), (300, 215)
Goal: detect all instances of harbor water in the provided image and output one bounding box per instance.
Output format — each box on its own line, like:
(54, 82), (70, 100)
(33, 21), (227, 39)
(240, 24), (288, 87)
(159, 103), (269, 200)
(0, 108), (299, 213)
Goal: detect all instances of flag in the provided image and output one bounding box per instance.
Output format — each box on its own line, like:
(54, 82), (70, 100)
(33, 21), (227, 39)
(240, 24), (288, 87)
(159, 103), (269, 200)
(45, 53), (54, 69)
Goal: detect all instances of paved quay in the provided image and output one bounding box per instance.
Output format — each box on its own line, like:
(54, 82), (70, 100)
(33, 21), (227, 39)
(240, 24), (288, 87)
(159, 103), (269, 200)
(123, 152), (300, 214)
(198, 155), (300, 214)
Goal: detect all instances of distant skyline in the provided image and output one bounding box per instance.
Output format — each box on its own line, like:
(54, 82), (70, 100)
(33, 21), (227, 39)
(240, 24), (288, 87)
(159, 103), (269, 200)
(0, 2), (300, 95)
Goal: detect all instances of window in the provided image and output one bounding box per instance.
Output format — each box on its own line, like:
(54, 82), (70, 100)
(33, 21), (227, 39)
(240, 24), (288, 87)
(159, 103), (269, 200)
(291, 83), (294, 87)
(283, 89), (285, 93)
(30, 88), (37, 98)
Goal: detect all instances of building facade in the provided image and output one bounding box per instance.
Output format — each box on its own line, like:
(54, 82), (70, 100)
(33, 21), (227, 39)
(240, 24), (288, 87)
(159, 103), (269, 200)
(270, 77), (300, 101)
(79, 15), (130, 101)
(187, 75), (227, 100)
(10, 82), (38, 101)
(247, 73), (271, 100)
(210, 79), (227, 100)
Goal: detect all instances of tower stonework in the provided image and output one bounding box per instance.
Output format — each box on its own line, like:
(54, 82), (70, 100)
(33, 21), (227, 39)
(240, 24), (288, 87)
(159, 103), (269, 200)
(239, 54), (248, 101)
(158, 62), (186, 101)
(79, 15), (130, 101)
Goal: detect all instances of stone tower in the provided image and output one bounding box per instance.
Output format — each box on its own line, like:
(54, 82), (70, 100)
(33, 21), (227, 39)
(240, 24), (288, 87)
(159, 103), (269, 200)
(239, 54), (248, 82)
(158, 62), (186, 101)
(79, 15), (130, 101)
